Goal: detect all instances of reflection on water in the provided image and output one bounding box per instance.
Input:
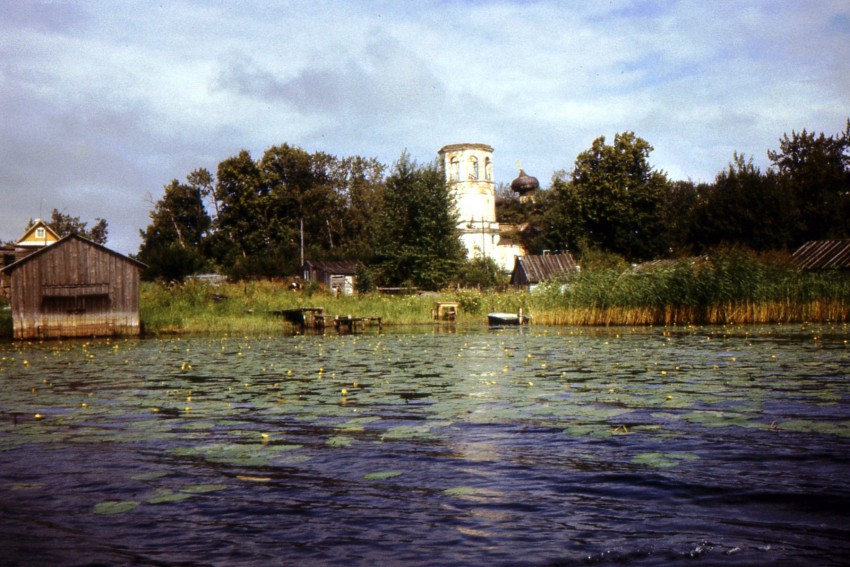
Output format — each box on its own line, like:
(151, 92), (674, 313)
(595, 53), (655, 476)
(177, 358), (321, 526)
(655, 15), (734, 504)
(1, 325), (849, 566)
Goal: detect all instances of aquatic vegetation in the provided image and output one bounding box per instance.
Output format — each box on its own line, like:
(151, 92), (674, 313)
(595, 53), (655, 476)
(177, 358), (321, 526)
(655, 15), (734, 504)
(2, 327), (849, 565)
(93, 500), (140, 515)
(363, 471), (404, 480)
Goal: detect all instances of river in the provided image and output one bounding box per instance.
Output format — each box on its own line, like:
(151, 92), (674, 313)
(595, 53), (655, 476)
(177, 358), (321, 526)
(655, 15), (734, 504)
(1, 325), (848, 566)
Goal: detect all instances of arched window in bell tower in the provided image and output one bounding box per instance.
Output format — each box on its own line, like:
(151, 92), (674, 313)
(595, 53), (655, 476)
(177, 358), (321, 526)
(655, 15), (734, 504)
(450, 157), (459, 181)
(485, 157), (493, 181)
(468, 156), (479, 180)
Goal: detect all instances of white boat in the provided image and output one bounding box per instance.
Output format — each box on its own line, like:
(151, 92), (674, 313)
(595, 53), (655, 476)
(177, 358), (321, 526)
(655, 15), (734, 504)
(487, 312), (530, 325)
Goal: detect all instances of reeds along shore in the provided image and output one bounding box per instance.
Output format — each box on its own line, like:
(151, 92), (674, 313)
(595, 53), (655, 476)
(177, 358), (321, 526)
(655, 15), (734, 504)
(131, 251), (850, 335)
(4, 252), (844, 337)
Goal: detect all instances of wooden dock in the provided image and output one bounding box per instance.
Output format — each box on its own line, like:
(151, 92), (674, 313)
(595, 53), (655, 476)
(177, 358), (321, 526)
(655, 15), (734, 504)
(273, 307), (381, 333)
(332, 315), (382, 333)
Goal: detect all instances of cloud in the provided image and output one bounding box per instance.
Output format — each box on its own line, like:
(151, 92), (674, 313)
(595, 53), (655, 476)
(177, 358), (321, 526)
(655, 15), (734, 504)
(1, 0), (848, 254)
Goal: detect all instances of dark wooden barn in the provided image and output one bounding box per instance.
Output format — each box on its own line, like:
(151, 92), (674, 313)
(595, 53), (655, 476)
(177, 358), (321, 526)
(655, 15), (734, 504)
(510, 253), (579, 289)
(0, 234), (145, 339)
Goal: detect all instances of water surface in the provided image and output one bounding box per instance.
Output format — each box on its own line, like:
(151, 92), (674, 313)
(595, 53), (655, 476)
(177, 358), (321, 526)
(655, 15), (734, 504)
(1, 325), (849, 565)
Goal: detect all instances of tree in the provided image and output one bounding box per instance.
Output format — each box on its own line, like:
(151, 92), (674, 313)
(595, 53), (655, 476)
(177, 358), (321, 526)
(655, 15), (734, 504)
(214, 150), (267, 268)
(689, 154), (794, 251)
(768, 121), (850, 242)
(545, 133), (670, 260)
(137, 177), (210, 280)
(374, 153), (465, 290)
(47, 209), (108, 244)
(335, 155), (386, 260)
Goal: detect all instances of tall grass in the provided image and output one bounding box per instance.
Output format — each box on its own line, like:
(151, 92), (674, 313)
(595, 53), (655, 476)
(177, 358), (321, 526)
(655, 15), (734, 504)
(527, 249), (850, 325)
(140, 280), (457, 335)
(137, 249), (850, 335)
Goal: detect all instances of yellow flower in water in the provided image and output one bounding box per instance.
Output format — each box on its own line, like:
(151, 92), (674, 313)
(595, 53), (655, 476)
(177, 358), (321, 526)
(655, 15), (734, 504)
(34, 413), (43, 420)
(341, 388), (348, 395)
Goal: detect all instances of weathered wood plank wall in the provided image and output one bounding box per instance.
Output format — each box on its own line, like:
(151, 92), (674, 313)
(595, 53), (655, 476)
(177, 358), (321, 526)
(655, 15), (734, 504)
(7, 237), (141, 339)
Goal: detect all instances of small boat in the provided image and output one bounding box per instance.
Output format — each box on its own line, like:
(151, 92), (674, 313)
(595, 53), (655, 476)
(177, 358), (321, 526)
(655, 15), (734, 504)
(487, 312), (530, 326)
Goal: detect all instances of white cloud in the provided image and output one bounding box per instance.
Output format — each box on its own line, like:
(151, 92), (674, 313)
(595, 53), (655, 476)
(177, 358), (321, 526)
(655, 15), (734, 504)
(1, 0), (848, 254)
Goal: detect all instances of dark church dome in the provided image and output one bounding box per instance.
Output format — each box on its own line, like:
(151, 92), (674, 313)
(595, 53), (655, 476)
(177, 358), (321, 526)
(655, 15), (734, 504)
(510, 169), (539, 195)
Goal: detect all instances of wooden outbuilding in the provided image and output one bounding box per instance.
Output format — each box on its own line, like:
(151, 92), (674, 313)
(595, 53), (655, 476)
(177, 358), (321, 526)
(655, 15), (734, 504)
(510, 253), (579, 290)
(0, 234), (145, 339)
(301, 260), (361, 296)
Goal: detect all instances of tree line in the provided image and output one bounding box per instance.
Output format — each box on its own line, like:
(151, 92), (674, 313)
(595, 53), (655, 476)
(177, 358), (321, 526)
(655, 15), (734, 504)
(137, 121), (850, 288)
(503, 122), (850, 262)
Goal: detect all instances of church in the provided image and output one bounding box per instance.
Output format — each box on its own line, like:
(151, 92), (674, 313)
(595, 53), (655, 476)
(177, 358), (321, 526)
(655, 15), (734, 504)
(438, 143), (536, 272)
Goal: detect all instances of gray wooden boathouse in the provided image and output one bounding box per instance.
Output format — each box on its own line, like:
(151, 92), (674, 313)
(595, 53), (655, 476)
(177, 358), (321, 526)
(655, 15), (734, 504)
(0, 234), (145, 339)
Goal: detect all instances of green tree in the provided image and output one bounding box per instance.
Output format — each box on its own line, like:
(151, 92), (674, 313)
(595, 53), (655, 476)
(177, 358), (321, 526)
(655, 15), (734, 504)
(768, 121), (850, 242)
(335, 155), (386, 260)
(137, 177), (210, 280)
(689, 154), (794, 251)
(564, 132), (671, 260)
(214, 150), (268, 272)
(47, 209), (109, 244)
(375, 153), (465, 290)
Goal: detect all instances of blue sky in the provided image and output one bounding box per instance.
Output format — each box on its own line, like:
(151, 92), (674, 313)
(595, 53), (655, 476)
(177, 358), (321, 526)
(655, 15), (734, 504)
(2, 0), (848, 254)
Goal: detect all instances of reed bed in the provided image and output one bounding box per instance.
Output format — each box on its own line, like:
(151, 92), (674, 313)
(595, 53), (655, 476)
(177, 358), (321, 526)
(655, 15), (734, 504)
(132, 250), (850, 335)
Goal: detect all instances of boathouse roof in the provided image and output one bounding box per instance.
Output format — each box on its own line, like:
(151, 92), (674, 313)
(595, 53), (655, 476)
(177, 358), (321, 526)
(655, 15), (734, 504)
(510, 253), (579, 287)
(792, 240), (850, 270)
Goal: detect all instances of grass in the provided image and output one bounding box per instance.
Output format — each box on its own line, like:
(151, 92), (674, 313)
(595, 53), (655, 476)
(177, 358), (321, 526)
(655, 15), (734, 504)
(3, 248), (849, 338)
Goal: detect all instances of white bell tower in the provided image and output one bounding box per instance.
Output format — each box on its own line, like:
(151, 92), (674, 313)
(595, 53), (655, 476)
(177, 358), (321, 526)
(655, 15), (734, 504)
(438, 143), (523, 270)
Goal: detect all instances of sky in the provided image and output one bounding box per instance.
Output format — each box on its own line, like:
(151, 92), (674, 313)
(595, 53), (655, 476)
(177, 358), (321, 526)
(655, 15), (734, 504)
(2, 0), (849, 255)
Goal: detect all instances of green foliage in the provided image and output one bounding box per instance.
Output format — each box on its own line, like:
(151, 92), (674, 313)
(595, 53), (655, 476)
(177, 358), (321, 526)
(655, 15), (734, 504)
(47, 208), (109, 244)
(137, 174), (212, 280)
(454, 256), (506, 289)
(374, 152), (465, 290)
(354, 263), (375, 294)
(768, 120), (850, 241)
(139, 242), (205, 282)
(561, 132), (671, 261)
(690, 154), (794, 251)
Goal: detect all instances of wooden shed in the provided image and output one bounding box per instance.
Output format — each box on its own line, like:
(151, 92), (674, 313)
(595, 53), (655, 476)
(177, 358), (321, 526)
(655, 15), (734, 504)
(0, 234), (145, 339)
(510, 253), (579, 290)
(301, 260), (361, 296)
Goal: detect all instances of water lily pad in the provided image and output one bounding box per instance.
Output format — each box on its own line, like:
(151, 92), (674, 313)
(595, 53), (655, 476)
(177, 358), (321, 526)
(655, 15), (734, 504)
(632, 452), (698, 469)
(146, 489), (195, 504)
(363, 470), (403, 480)
(181, 483), (228, 493)
(326, 436), (353, 447)
(130, 471), (169, 481)
(94, 500), (140, 515)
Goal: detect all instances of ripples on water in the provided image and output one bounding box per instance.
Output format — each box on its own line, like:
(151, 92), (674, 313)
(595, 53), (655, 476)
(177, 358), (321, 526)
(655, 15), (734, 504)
(1, 325), (849, 566)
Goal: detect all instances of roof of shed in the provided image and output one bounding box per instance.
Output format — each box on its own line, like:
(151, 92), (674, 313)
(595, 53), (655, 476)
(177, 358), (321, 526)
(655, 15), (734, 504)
(0, 234), (146, 275)
(512, 253), (578, 284)
(792, 240), (850, 270)
(302, 259), (362, 275)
